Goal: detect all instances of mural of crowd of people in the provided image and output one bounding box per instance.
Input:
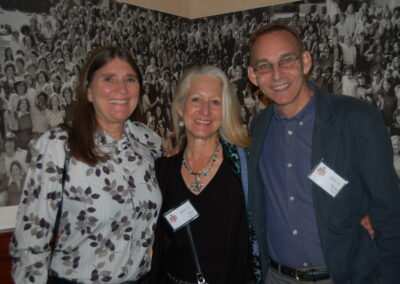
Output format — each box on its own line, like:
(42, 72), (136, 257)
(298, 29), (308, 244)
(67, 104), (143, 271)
(0, 0), (399, 207)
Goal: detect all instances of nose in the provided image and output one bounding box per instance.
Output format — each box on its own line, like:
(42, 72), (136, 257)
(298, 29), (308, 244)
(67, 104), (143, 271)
(271, 63), (282, 80)
(200, 101), (211, 115)
(114, 79), (128, 93)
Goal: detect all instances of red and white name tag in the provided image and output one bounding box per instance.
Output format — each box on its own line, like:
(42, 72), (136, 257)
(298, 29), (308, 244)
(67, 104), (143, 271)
(163, 200), (199, 231)
(308, 161), (348, 197)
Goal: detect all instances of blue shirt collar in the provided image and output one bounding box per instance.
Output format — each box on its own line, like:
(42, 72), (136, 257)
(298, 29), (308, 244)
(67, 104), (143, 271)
(272, 93), (316, 122)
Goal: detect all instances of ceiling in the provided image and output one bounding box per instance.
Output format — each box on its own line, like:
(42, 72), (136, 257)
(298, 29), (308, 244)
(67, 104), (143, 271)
(117, 0), (299, 19)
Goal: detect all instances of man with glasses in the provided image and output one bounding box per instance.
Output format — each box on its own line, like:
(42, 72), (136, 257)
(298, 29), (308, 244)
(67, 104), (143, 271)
(247, 24), (400, 284)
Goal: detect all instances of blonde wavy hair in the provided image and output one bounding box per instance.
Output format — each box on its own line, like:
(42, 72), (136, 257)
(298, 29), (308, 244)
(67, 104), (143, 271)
(171, 64), (250, 149)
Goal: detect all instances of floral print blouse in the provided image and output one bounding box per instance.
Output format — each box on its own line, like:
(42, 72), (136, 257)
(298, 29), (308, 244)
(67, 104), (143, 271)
(10, 121), (162, 283)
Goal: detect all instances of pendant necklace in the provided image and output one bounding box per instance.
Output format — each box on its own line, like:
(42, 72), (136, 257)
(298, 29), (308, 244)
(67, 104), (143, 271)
(182, 143), (222, 193)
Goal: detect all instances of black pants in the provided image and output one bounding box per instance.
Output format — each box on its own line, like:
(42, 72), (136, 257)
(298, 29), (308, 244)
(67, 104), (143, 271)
(47, 276), (139, 284)
(47, 276), (79, 284)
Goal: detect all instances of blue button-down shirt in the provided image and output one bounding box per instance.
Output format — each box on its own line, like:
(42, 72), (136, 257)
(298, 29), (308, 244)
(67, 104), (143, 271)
(259, 95), (326, 268)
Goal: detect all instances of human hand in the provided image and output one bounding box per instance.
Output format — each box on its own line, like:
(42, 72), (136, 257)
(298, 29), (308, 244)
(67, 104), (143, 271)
(361, 214), (375, 239)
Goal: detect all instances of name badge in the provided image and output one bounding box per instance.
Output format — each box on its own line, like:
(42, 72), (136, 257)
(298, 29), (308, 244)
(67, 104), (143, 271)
(163, 200), (199, 231)
(308, 161), (348, 197)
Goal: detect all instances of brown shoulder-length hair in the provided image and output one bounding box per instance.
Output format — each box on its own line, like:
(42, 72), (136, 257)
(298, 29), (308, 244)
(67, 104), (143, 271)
(63, 46), (143, 166)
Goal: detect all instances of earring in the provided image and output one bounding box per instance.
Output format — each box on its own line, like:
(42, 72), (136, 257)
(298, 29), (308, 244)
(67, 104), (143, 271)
(178, 121), (184, 128)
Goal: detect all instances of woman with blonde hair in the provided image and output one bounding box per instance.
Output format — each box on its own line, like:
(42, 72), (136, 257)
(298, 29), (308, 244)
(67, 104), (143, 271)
(152, 65), (258, 283)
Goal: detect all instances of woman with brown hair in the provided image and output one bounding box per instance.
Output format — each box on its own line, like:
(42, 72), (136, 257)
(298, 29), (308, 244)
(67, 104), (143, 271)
(10, 46), (162, 284)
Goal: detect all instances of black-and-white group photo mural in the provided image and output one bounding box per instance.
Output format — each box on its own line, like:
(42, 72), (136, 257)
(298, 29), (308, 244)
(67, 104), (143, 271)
(0, 0), (399, 207)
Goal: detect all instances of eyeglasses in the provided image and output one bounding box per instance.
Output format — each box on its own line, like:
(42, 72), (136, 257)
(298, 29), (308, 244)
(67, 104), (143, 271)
(252, 55), (300, 74)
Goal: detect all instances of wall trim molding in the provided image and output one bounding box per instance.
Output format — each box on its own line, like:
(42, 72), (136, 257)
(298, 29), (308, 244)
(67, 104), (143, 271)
(117, 0), (298, 19)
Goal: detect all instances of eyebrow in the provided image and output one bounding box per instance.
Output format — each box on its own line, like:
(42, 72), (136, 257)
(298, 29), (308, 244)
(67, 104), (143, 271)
(98, 73), (137, 78)
(254, 52), (298, 65)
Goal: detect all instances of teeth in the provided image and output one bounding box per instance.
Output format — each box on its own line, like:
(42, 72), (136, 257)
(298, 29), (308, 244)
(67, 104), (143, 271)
(195, 120), (211, 124)
(272, 83), (289, 90)
(109, 100), (128, 104)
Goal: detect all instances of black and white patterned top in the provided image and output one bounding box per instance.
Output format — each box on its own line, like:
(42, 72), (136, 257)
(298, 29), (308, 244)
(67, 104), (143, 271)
(10, 120), (162, 283)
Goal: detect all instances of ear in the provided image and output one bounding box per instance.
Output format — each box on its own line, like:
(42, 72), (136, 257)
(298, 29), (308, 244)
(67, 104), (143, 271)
(301, 50), (313, 76)
(87, 87), (93, 102)
(247, 66), (259, 87)
(176, 106), (183, 117)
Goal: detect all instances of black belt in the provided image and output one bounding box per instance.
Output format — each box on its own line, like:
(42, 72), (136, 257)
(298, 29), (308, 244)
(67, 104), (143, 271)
(270, 259), (330, 282)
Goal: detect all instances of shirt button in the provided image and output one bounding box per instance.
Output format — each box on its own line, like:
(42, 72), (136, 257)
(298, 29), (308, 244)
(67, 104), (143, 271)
(299, 121), (304, 126)
(289, 196), (294, 201)
(288, 130), (293, 135)
(293, 229), (298, 235)
(287, 163), (293, 168)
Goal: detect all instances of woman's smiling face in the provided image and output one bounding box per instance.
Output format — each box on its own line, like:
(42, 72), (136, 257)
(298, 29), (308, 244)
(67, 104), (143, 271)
(87, 57), (140, 133)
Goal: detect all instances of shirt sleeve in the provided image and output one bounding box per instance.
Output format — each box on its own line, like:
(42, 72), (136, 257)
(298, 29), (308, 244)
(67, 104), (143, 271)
(357, 107), (400, 282)
(9, 129), (67, 283)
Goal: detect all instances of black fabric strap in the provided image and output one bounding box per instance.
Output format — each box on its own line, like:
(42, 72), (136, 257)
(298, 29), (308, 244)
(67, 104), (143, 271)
(185, 225), (207, 284)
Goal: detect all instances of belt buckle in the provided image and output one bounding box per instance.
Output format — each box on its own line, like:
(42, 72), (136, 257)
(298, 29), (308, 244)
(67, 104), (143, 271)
(294, 269), (306, 282)
(295, 270), (301, 281)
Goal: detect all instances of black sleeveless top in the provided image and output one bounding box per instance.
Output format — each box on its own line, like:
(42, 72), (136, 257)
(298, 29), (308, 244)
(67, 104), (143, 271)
(154, 151), (251, 284)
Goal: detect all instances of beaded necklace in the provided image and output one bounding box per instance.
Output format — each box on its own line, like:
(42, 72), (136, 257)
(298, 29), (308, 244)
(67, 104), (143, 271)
(182, 143), (222, 193)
